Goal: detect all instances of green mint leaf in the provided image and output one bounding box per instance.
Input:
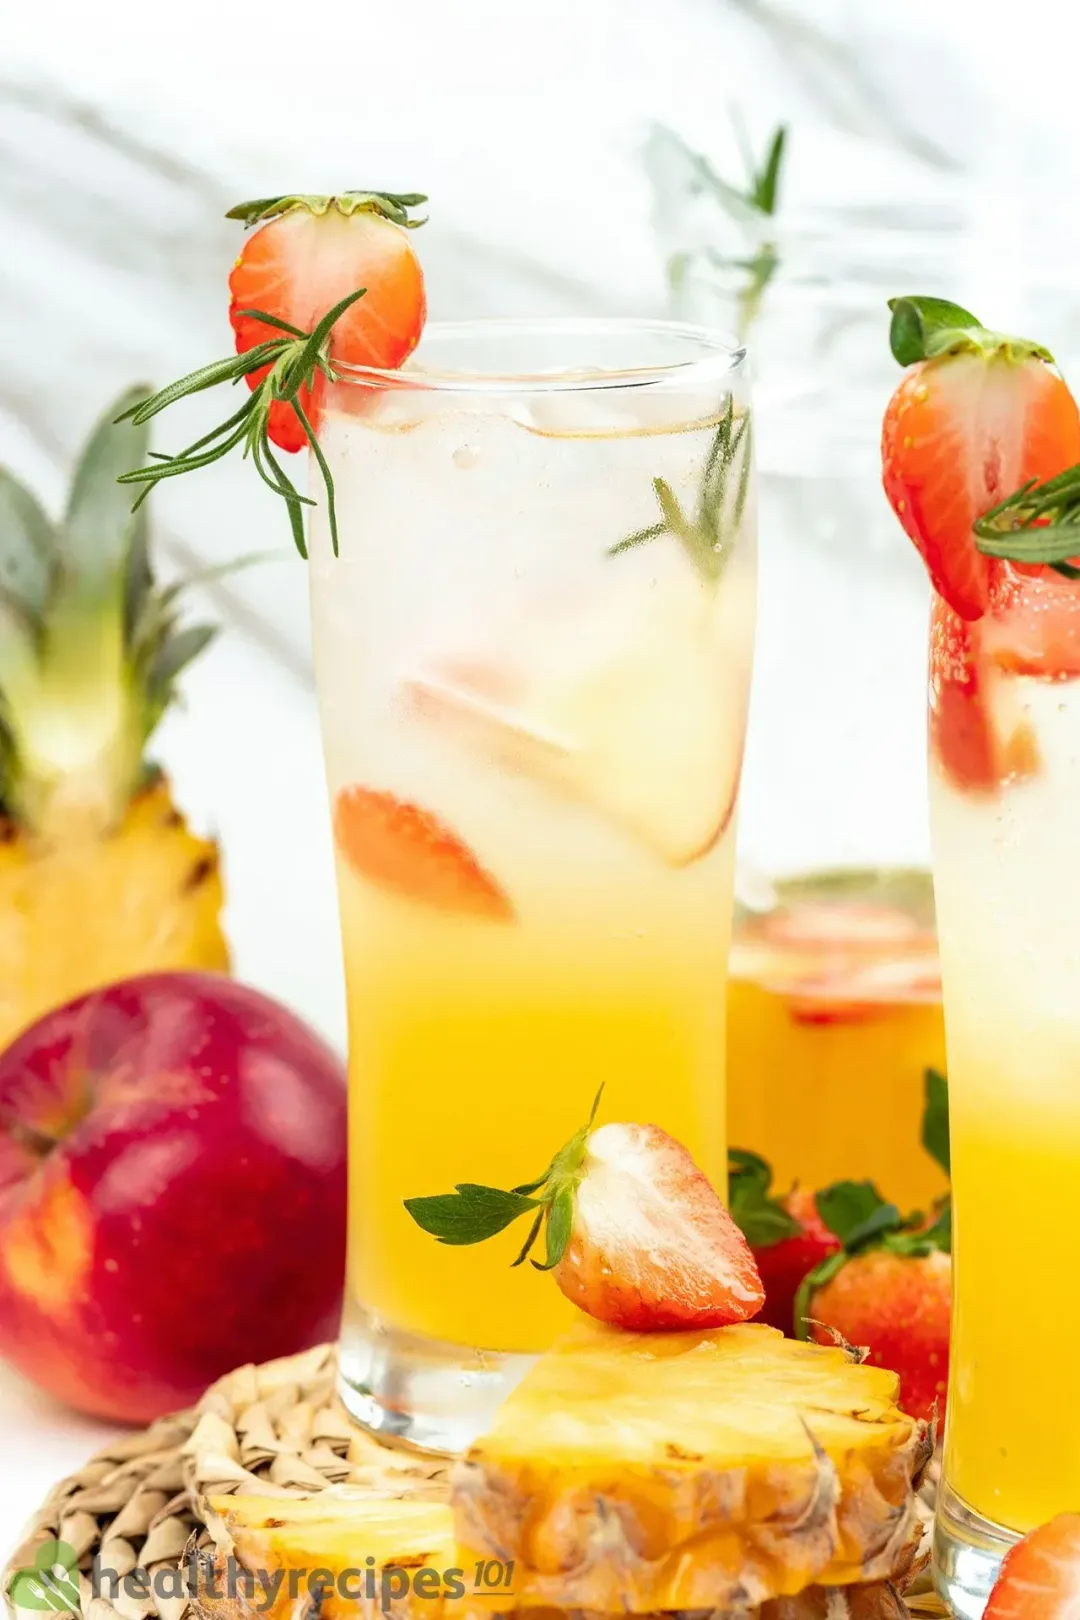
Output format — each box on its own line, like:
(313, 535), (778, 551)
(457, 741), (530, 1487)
(815, 1180), (892, 1246)
(922, 1068), (951, 1176)
(728, 1148), (800, 1249)
(403, 1184), (538, 1246)
(888, 295), (981, 366)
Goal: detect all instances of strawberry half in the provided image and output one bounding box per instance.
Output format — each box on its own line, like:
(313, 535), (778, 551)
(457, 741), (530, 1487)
(406, 1092), (765, 1332)
(984, 1515), (1080, 1620)
(115, 188), (428, 558)
(882, 296), (1080, 621)
(334, 786), (513, 923)
(228, 192), (427, 452)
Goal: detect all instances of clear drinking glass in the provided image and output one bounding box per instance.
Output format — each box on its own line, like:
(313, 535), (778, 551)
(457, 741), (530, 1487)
(305, 319), (757, 1451)
(929, 578), (1080, 1615)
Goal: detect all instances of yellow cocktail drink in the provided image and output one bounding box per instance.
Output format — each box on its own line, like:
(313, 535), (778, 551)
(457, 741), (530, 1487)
(308, 320), (756, 1448)
(727, 870), (947, 1209)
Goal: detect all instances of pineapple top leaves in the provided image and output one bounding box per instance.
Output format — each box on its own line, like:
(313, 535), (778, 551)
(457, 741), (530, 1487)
(0, 387), (218, 838)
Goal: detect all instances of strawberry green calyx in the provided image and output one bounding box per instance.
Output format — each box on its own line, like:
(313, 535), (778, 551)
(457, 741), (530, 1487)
(794, 1071), (952, 1337)
(226, 191), (428, 230)
(404, 1086), (604, 1270)
(888, 295), (1054, 369)
(728, 1149), (800, 1247)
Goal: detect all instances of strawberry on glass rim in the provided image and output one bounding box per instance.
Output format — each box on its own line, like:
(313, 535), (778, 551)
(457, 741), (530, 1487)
(116, 189), (428, 555)
(882, 295), (1080, 621)
(406, 1089), (765, 1332)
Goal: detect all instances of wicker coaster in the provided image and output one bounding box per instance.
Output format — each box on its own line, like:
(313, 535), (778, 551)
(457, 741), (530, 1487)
(2, 1345), (946, 1620)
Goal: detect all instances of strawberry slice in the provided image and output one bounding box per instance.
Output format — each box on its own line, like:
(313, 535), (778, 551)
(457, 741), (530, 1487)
(334, 786), (513, 922)
(229, 193), (427, 452)
(406, 1094), (764, 1332)
(882, 297), (1080, 621)
(983, 563), (1080, 679)
(930, 598), (1041, 793)
(115, 189), (429, 558)
(984, 1515), (1080, 1620)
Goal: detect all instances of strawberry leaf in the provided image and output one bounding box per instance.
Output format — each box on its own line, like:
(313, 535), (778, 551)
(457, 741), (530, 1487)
(922, 1067), (951, 1176)
(888, 296), (981, 366)
(728, 1148), (800, 1248)
(403, 1185), (539, 1246)
(534, 1185), (575, 1271)
(814, 1180), (893, 1245)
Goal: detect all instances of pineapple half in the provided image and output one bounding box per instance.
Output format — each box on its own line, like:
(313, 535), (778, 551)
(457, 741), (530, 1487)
(0, 386), (229, 1049)
(454, 1319), (930, 1615)
(200, 1488), (914, 1620)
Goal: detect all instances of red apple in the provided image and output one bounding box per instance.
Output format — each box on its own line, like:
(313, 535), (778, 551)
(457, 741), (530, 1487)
(0, 972), (347, 1423)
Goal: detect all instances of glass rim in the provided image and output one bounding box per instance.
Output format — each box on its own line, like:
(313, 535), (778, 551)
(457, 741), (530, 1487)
(330, 316), (747, 394)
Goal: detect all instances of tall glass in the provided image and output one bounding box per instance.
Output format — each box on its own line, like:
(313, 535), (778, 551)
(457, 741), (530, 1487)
(306, 320), (756, 1451)
(930, 578), (1080, 1615)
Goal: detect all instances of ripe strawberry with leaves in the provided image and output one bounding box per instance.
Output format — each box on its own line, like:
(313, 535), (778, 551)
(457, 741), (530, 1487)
(727, 1150), (840, 1334)
(983, 1514), (1080, 1620)
(406, 1090), (765, 1331)
(117, 190), (427, 556)
(795, 1071), (952, 1423)
(882, 296), (1080, 621)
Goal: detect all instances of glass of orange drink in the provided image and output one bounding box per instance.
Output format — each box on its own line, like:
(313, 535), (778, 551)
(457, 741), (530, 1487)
(727, 868), (948, 1211)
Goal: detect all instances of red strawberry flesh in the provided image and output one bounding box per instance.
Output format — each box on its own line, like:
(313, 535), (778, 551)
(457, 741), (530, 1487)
(557, 1122), (765, 1331)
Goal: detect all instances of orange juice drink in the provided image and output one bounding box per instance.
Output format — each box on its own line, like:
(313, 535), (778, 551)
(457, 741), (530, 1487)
(727, 870), (948, 1209)
(307, 320), (756, 1450)
(929, 579), (1080, 1612)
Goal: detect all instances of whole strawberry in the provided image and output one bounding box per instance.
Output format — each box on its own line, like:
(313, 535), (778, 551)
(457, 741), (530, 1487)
(728, 1151), (841, 1334)
(796, 1179), (952, 1424)
(406, 1090), (765, 1332)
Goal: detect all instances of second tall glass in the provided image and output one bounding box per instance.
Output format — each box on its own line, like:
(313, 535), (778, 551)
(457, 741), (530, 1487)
(931, 573), (1080, 1616)
(306, 319), (757, 1450)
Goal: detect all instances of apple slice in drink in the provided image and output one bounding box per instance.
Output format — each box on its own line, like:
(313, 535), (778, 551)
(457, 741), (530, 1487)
(405, 557), (751, 866)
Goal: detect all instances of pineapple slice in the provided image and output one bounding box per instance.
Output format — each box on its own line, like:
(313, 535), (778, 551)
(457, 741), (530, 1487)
(200, 1489), (916, 1620)
(453, 1319), (930, 1614)
(0, 388), (229, 1047)
(202, 1489), (456, 1620)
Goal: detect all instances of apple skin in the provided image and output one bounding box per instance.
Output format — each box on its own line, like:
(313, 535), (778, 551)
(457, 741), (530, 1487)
(0, 972), (348, 1424)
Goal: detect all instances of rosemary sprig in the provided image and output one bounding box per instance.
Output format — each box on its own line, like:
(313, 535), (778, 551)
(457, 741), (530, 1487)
(115, 287), (368, 559)
(607, 400), (752, 582)
(664, 120), (787, 340)
(974, 464), (1080, 580)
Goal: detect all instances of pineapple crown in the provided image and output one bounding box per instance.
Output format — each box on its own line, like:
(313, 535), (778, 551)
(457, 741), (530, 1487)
(0, 387), (217, 838)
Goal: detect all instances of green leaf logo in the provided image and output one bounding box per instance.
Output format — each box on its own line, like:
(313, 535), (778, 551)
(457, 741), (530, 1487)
(8, 1541), (80, 1613)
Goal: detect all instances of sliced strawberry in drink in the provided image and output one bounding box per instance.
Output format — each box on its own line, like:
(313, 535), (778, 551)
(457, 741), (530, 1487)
(333, 786), (513, 922)
(983, 1514), (1080, 1620)
(983, 563), (1080, 679)
(929, 597), (1041, 794)
(558, 1122), (765, 1331)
